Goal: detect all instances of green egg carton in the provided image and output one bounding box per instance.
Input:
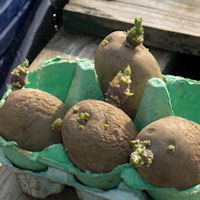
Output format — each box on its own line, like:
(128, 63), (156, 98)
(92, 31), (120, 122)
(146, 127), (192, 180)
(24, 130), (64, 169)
(122, 76), (200, 200)
(121, 165), (200, 200)
(0, 145), (148, 200)
(0, 57), (199, 200)
(134, 75), (200, 132)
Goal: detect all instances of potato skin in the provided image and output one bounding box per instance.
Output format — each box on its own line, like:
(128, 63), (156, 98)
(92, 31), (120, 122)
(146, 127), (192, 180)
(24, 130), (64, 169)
(135, 116), (200, 190)
(0, 88), (66, 151)
(95, 31), (163, 119)
(62, 99), (138, 173)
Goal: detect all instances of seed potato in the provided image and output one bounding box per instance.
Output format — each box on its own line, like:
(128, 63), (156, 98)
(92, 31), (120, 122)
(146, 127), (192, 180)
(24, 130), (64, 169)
(95, 18), (162, 119)
(130, 116), (200, 190)
(62, 99), (138, 173)
(0, 88), (67, 151)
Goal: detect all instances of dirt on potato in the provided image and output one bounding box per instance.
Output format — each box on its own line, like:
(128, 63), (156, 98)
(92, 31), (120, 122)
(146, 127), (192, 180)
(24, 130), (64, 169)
(0, 88), (67, 151)
(62, 99), (138, 173)
(130, 116), (200, 190)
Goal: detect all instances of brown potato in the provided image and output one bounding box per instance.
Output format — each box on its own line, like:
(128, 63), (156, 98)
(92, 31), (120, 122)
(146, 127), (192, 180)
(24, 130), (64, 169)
(130, 116), (200, 190)
(95, 20), (162, 119)
(0, 88), (67, 151)
(62, 99), (138, 173)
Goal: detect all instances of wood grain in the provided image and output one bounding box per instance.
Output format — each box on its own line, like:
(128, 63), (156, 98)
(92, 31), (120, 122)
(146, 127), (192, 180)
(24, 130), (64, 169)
(63, 0), (200, 55)
(0, 165), (32, 200)
(29, 28), (101, 71)
(0, 165), (80, 200)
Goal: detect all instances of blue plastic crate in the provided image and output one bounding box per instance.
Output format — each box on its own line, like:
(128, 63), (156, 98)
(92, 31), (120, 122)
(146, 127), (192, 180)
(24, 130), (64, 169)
(0, 1), (31, 56)
(0, 0), (27, 31)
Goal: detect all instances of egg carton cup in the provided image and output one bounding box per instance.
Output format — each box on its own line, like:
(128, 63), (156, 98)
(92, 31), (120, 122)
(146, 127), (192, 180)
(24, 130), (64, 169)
(123, 75), (200, 200)
(0, 147), (149, 200)
(0, 57), (199, 200)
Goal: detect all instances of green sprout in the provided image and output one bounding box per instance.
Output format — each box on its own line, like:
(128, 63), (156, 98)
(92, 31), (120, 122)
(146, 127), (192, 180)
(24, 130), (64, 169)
(12, 82), (22, 88)
(104, 124), (109, 130)
(103, 39), (109, 45)
(125, 17), (144, 47)
(11, 69), (20, 76)
(80, 112), (90, 120)
(24, 80), (30, 85)
(22, 58), (29, 68)
(130, 139), (153, 168)
(167, 145), (175, 153)
(52, 118), (63, 132)
(72, 105), (79, 113)
(78, 125), (85, 130)
(17, 65), (29, 75)
(110, 95), (120, 104)
(124, 90), (134, 97)
(130, 152), (143, 167)
(77, 112), (90, 126)
(141, 140), (151, 146)
(124, 65), (131, 76)
(10, 58), (30, 90)
(105, 65), (133, 107)
(124, 41), (132, 48)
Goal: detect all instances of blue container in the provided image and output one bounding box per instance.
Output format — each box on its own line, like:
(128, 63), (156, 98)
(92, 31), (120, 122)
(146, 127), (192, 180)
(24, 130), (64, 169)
(0, 0), (31, 56)
(0, 0), (27, 31)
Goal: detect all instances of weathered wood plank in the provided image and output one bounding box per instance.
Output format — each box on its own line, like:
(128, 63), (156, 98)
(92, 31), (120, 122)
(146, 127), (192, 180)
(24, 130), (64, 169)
(63, 0), (200, 55)
(0, 165), (32, 200)
(29, 28), (101, 71)
(29, 28), (174, 72)
(0, 164), (80, 200)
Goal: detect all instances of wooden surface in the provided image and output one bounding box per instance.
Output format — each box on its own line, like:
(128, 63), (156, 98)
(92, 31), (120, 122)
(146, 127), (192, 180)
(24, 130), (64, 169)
(29, 28), (173, 72)
(0, 164), (80, 200)
(29, 28), (101, 71)
(0, 164), (29, 200)
(63, 0), (200, 55)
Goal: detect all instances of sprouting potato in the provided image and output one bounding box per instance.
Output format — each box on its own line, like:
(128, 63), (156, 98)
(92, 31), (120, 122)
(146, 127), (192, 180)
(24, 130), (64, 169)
(95, 18), (162, 119)
(62, 99), (138, 173)
(130, 116), (200, 190)
(0, 88), (66, 151)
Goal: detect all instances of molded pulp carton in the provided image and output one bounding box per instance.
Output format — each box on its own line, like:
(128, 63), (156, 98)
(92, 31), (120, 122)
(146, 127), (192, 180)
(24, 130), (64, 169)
(0, 57), (199, 200)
